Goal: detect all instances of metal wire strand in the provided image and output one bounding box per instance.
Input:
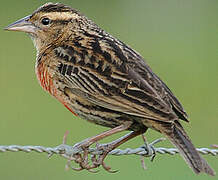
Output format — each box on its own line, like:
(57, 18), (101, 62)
(0, 139), (217, 160)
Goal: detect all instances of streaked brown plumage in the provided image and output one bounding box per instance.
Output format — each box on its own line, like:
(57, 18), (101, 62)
(5, 3), (215, 175)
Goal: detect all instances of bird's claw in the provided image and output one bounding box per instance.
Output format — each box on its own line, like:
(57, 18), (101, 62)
(65, 142), (118, 173)
(94, 143), (119, 173)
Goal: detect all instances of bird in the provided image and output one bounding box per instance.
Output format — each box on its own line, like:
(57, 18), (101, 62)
(4, 2), (215, 175)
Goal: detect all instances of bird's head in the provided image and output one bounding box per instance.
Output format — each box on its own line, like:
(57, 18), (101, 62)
(4, 3), (87, 52)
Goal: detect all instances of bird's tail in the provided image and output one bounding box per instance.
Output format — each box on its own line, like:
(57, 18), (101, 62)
(156, 121), (215, 176)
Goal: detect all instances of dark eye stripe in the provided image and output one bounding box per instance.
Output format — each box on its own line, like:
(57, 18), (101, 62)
(51, 19), (71, 24)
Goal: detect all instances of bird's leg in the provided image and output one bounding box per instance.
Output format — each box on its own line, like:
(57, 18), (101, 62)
(71, 121), (133, 171)
(94, 129), (146, 172)
(73, 121), (132, 148)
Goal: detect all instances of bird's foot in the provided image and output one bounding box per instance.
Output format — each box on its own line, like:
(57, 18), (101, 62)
(60, 131), (98, 173)
(67, 141), (118, 173)
(66, 141), (99, 172)
(64, 123), (134, 172)
(71, 148), (99, 173)
(93, 142), (119, 173)
(63, 127), (142, 173)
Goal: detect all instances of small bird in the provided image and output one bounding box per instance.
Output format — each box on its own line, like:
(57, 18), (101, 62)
(4, 3), (215, 175)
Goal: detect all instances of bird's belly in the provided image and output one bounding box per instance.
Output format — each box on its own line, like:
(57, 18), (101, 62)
(63, 98), (147, 131)
(75, 110), (122, 128)
(53, 87), (146, 131)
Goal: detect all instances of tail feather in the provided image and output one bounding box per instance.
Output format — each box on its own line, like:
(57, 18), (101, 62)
(159, 121), (215, 176)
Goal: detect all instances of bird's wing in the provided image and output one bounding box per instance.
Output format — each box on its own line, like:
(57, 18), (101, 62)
(131, 58), (188, 121)
(53, 37), (187, 122)
(63, 86), (174, 122)
(55, 60), (176, 122)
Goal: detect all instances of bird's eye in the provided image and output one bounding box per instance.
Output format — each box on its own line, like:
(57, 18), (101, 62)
(41, 18), (51, 25)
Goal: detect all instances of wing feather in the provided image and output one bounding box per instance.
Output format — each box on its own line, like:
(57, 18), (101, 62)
(52, 37), (188, 123)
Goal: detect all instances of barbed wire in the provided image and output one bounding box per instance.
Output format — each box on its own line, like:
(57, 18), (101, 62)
(0, 139), (217, 160)
(0, 137), (217, 173)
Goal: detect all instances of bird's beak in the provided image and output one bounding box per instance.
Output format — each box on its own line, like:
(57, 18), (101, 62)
(4, 15), (36, 35)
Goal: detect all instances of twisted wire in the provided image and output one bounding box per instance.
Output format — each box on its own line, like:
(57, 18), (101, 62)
(0, 142), (217, 159)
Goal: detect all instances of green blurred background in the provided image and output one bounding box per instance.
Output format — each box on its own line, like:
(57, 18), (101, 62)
(0, 0), (217, 179)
